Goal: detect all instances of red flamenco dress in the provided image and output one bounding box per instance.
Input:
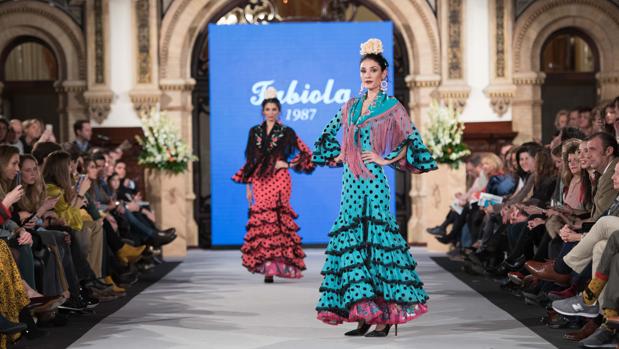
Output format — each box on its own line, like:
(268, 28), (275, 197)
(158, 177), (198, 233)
(232, 121), (314, 279)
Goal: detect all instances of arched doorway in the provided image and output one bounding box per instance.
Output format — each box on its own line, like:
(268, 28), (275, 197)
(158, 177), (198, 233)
(0, 0), (87, 141)
(0, 37), (60, 132)
(160, 0), (440, 248)
(190, 0), (412, 247)
(540, 29), (599, 142)
(512, 0), (619, 143)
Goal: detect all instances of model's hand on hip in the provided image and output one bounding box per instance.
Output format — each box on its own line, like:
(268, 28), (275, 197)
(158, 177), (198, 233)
(361, 151), (387, 166)
(275, 160), (289, 169)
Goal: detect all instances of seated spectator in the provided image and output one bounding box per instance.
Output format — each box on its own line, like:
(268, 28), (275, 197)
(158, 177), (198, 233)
(68, 120), (92, 156)
(20, 119), (43, 154)
(8, 119), (25, 153)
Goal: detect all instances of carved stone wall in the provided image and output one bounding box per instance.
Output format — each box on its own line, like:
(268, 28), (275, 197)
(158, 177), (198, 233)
(484, 0), (516, 117)
(0, 0), (87, 140)
(512, 0), (619, 142)
(437, 0), (470, 111)
(84, 0), (114, 124)
(129, 0), (160, 117)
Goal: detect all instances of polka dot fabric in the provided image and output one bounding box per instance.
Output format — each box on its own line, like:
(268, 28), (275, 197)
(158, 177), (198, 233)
(240, 170), (306, 278)
(312, 94), (437, 325)
(233, 123), (314, 279)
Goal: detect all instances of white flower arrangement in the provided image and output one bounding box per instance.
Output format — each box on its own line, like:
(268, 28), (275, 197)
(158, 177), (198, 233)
(360, 38), (383, 55)
(135, 107), (198, 174)
(424, 100), (470, 168)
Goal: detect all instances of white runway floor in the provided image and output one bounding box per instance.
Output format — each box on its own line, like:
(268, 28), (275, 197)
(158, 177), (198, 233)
(69, 248), (558, 349)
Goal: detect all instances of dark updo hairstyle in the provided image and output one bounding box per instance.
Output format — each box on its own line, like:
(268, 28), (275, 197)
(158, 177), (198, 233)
(360, 53), (389, 71)
(261, 97), (281, 112)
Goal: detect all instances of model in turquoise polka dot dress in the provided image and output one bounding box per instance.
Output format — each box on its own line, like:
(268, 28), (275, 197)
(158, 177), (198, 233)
(312, 39), (437, 337)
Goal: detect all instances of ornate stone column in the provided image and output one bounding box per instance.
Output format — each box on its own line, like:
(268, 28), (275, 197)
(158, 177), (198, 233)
(483, 0), (516, 116)
(56, 80), (88, 140)
(435, 0), (470, 111)
(512, 72), (545, 143)
(129, 0), (161, 115)
(405, 74), (445, 245)
(83, 0), (114, 125)
(158, 79), (198, 254)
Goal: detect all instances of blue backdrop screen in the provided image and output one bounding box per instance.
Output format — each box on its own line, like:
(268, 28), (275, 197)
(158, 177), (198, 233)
(209, 22), (394, 246)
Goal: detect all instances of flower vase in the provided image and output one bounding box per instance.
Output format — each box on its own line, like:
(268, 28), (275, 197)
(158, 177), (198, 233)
(409, 163), (466, 252)
(144, 168), (197, 260)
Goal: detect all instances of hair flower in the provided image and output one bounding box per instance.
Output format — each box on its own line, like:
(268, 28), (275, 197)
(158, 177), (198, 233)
(360, 38), (384, 55)
(264, 86), (278, 99)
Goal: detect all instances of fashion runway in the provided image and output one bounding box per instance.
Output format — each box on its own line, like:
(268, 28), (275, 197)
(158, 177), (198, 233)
(68, 248), (558, 349)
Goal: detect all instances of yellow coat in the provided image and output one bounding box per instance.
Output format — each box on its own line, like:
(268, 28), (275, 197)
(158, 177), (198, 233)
(46, 183), (84, 231)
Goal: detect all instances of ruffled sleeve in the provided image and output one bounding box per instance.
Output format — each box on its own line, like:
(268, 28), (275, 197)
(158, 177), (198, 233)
(380, 104), (437, 173)
(312, 109), (343, 167)
(232, 164), (251, 184)
(289, 134), (315, 174)
(232, 128), (256, 184)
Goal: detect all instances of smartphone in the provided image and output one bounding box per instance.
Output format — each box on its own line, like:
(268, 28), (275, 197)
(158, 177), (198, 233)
(19, 212), (37, 228)
(15, 171), (21, 186)
(45, 124), (53, 132)
(75, 174), (86, 191)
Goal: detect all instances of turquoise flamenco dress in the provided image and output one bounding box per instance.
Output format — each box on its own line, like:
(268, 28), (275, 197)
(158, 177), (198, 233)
(313, 90), (437, 325)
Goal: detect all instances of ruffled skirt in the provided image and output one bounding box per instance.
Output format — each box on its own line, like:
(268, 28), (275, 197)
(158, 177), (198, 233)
(315, 165), (428, 325)
(241, 170), (306, 278)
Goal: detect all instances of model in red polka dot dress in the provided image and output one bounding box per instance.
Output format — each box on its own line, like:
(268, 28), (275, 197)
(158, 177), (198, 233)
(232, 96), (314, 283)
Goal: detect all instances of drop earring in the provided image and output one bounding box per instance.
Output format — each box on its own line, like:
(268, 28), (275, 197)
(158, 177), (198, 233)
(380, 78), (388, 92)
(359, 82), (365, 95)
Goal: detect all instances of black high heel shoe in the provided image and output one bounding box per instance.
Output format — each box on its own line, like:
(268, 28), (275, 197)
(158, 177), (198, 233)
(264, 276), (274, 283)
(365, 324), (398, 337)
(344, 322), (371, 336)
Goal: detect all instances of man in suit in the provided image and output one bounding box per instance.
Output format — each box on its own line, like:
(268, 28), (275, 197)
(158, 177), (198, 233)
(560, 132), (619, 275)
(69, 119), (92, 155)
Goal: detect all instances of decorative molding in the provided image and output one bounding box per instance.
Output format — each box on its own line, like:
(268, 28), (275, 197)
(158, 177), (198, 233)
(483, 84), (517, 116)
(437, 0), (468, 107)
(129, 90), (161, 117)
(447, 0), (463, 80)
(513, 72), (546, 86)
(515, 0), (535, 18)
(405, 74), (441, 89)
(56, 80), (87, 93)
(495, 0), (505, 78)
(216, 0), (280, 24)
(83, 89), (114, 123)
(597, 72), (619, 84)
(159, 0), (194, 79)
(94, 0), (104, 84)
(433, 85), (471, 112)
(160, 79), (196, 92)
(136, 0), (151, 84)
(0, 3), (87, 79)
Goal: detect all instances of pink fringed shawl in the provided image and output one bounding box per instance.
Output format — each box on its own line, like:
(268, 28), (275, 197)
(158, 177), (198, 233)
(340, 100), (413, 178)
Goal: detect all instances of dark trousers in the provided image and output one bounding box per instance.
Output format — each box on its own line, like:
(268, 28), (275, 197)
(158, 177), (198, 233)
(506, 223), (545, 262)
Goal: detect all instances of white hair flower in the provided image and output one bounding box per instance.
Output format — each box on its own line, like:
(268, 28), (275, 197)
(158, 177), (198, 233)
(264, 86), (278, 99)
(360, 38), (384, 55)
